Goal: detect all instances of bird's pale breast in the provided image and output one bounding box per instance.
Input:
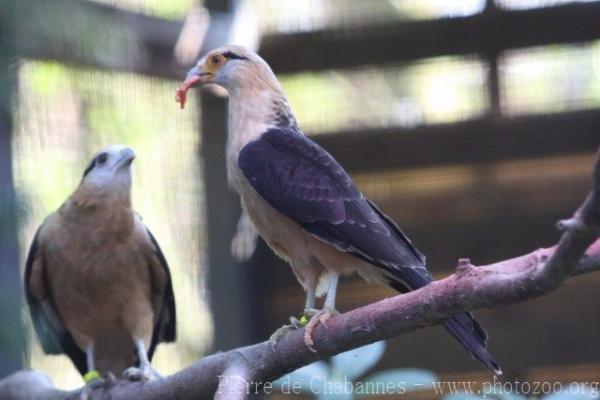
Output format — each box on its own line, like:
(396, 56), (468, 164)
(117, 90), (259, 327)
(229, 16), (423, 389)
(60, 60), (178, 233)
(40, 213), (155, 361)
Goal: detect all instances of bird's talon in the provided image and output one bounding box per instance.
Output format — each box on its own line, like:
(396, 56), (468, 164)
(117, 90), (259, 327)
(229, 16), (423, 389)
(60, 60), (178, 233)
(269, 323), (298, 346)
(302, 308), (339, 351)
(104, 372), (117, 386)
(303, 329), (317, 353)
(289, 316), (303, 328)
(122, 365), (160, 382)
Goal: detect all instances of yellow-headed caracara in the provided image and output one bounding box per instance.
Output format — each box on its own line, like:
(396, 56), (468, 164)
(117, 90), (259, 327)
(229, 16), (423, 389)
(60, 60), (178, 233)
(25, 145), (176, 386)
(176, 45), (501, 375)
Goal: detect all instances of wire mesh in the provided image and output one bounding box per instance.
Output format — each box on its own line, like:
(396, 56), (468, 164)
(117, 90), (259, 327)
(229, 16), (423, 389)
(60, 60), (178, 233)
(495, 0), (598, 10)
(255, 0), (486, 34)
(90, 0), (196, 19)
(279, 56), (488, 135)
(501, 41), (600, 116)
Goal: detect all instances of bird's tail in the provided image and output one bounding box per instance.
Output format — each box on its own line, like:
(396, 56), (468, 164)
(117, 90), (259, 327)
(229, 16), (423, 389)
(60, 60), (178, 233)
(443, 312), (502, 376)
(387, 278), (501, 376)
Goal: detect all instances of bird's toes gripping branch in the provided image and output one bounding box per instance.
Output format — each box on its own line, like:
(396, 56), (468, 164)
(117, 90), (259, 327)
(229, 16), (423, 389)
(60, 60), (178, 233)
(268, 314), (308, 347)
(122, 365), (162, 382)
(303, 308), (340, 353)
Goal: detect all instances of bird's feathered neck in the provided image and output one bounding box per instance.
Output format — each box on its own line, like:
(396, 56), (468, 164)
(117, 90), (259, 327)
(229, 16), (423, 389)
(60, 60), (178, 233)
(61, 184), (134, 238)
(224, 59), (302, 190)
(226, 67), (299, 150)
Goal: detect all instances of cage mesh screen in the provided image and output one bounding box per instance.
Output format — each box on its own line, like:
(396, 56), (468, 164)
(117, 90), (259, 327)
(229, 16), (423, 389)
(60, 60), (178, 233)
(13, 60), (210, 389)
(495, 0), (597, 10)
(255, 0), (485, 34)
(279, 56), (488, 135)
(90, 0), (196, 19)
(501, 41), (600, 116)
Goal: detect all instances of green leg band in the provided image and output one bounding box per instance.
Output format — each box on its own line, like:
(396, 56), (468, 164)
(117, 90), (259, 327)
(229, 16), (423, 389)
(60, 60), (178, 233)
(299, 315), (309, 326)
(83, 370), (101, 383)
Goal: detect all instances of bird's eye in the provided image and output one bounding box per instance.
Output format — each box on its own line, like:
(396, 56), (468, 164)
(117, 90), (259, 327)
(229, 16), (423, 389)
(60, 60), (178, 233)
(96, 153), (108, 164)
(211, 55), (224, 66)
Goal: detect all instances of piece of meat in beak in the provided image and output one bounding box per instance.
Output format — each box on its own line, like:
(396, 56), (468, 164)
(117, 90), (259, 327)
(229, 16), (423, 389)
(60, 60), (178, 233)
(175, 70), (210, 109)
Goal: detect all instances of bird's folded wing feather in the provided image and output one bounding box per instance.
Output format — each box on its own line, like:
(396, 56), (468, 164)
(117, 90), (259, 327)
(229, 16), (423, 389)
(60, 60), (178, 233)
(143, 226), (176, 360)
(238, 128), (431, 290)
(24, 226), (87, 373)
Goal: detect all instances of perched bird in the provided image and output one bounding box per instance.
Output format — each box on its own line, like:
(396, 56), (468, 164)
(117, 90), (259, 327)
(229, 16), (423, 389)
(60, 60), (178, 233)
(176, 45), (501, 375)
(25, 145), (176, 386)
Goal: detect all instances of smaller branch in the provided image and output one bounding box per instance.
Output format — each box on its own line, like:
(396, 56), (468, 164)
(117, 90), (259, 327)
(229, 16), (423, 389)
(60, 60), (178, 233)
(537, 146), (600, 288)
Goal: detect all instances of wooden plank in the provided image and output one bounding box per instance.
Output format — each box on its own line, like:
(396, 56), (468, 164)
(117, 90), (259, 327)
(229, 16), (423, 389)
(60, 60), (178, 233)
(0, 7), (26, 377)
(260, 3), (600, 73)
(200, 1), (264, 351)
(313, 110), (600, 173)
(11, 0), (186, 80)
(11, 1), (600, 81)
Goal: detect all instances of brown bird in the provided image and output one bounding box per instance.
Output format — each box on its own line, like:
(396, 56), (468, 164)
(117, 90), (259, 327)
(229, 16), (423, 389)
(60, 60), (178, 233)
(176, 45), (501, 375)
(24, 145), (176, 386)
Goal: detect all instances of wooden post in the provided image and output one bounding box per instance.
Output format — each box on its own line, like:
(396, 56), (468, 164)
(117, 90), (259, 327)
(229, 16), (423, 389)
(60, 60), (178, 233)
(0, 3), (26, 378)
(199, 0), (261, 351)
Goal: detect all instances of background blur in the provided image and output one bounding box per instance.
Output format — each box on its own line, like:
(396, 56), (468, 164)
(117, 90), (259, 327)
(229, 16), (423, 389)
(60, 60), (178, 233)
(1, 0), (600, 398)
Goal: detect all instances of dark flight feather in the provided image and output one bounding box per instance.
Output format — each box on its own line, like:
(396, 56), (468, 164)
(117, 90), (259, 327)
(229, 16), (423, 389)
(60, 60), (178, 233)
(24, 229), (87, 375)
(145, 228), (177, 362)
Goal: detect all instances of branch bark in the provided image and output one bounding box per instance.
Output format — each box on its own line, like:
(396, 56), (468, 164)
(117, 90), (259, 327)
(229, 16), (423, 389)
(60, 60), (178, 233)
(2, 147), (600, 400)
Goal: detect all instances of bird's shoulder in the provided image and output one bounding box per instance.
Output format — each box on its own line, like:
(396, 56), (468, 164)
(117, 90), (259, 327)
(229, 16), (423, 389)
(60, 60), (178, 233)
(131, 213), (161, 252)
(238, 127), (359, 198)
(34, 211), (66, 249)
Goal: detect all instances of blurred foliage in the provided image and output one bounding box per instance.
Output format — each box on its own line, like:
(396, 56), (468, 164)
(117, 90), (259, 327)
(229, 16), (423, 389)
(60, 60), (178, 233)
(496, 0), (597, 10)
(273, 341), (437, 399)
(92, 0), (196, 19)
(255, 0), (486, 33)
(280, 56), (487, 134)
(502, 42), (600, 115)
(255, 0), (597, 34)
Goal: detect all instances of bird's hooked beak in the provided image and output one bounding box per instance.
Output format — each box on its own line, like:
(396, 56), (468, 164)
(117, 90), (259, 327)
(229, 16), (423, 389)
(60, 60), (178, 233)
(175, 62), (212, 110)
(116, 147), (136, 170)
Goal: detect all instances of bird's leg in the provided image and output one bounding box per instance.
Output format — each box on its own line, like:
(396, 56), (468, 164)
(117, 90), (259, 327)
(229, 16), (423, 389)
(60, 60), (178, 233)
(269, 284), (317, 346)
(80, 345), (103, 400)
(304, 272), (340, 352)
(122, 339), (162, 381)
(301, 286), (319, 320)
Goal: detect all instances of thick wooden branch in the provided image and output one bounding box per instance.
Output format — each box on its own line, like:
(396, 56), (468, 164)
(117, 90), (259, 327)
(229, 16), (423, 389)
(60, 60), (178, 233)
(2, 146), (600, 399)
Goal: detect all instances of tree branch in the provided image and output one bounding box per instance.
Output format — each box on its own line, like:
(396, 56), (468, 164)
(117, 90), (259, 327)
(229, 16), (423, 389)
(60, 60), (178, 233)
(2, 147), (600, 399)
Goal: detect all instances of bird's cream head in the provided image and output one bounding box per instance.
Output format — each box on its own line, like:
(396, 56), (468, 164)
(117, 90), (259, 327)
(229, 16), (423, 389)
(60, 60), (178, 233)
(176, 45), (282, 108)
(75, 145), (136, 206)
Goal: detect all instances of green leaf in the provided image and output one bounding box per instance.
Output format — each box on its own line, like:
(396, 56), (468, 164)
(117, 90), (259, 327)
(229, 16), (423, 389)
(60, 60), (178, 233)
(272, 361), (330, 393)
(356, 368), (437, 397)
(442, 394), (486, 400)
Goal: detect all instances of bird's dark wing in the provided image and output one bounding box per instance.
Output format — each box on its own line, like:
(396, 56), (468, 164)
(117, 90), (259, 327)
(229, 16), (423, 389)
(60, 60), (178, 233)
(24, 228), (87, 375)
(145, 227), (176, 361)
(238, 128), (430, 291)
